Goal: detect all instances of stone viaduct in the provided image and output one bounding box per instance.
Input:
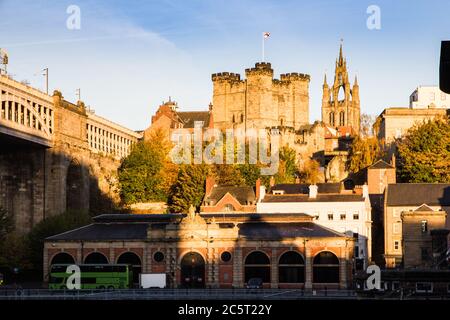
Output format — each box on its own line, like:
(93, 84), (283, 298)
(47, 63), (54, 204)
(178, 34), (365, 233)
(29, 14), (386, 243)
(0, 74), (142, 234)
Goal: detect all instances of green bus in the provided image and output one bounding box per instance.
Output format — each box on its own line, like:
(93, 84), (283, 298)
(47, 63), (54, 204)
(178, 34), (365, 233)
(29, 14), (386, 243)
(49, 264), (133, 290)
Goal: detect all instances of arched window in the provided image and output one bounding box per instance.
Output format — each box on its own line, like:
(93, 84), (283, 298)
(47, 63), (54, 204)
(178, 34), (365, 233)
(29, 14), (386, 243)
(280, 118), (284, 126)
(232, 114), (236, 123)
(240, 114), (244, 123)
(338, 86), (345, 101)
(313, 251), (340, 283)
(339, 111), (345, 126)
(223, 203), (235, 212)
(329, 112), (335, 127)
(279, 251), (305, 283)
(84, 252), (109, 264)
(51, 252), (75, 265)
(117, 252), (142, 284)
(245, 251), (270, 283)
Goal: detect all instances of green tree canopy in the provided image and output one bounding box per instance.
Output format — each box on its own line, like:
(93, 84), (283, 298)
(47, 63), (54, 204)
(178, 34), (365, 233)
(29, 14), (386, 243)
(168, 164), (210, 213)
(397, 118), (450, 182)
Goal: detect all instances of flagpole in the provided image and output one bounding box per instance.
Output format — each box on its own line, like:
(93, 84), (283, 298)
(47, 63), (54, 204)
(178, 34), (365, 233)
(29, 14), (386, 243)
(262, 32), (265, 62)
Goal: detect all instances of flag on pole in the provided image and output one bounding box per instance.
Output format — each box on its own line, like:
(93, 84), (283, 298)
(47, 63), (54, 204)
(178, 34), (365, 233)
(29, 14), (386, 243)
(263, 32), (270, 39)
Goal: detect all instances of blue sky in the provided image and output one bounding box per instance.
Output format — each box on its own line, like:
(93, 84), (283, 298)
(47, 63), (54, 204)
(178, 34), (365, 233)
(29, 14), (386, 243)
(0, 0), (449, 130)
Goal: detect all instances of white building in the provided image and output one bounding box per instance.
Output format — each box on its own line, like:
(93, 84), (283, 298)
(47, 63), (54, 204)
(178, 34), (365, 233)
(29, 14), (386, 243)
(257, 183), (372, 269)
(409, 86), (450, 109)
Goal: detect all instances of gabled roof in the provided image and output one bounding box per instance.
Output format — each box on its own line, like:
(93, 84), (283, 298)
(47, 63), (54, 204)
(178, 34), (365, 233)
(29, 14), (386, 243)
(178, 111), (210, 128)
(369, 160), (394, 170)
(206, 185), (256, 205)
(414, 204), (435, 212)
(386, 183), (450, 206)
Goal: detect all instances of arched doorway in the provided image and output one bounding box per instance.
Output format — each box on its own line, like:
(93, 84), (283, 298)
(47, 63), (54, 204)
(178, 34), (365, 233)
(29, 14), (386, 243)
(66, 160), (84, 211)
(51, 252), (75, 265)
(313, 251), (340, 283)
(117, 252), (142, 284)
(244, 251), (270, 283)
(278, 251), (305, 283)
(180, 252), (205, 288)
(84, 252), (109, 264)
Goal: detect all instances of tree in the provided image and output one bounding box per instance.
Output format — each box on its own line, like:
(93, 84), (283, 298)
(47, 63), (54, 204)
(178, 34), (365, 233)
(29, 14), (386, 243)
(397, 118), (450, 183)
(168, 164), (210, 213)
(298, 158), (321, 184)
(348, 136), (381, 173)
(0, 232), (32, 272)
(274, 146), (298, 184)
(213, 164), (245, 186)
(360, 113), (376, 137)
(118, 129), (178, 204)
(26, 210), (92, 271)
(0, 207), (14, 241)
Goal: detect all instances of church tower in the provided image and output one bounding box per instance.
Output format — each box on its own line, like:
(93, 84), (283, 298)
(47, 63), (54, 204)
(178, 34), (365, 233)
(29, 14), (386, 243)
(321, 44), (360, 134)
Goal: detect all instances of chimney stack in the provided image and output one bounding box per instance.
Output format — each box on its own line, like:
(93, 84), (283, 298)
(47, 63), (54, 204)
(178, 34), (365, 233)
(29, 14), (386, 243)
(362, 184), (369, 199)
(309, 184), (318, 198)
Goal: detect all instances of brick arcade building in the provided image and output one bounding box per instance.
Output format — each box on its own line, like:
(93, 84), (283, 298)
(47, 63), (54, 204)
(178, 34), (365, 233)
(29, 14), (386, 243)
(44, 208), (356, 289)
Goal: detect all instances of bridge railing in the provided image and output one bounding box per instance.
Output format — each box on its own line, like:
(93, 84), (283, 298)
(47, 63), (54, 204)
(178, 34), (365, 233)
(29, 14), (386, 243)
(0, 75), (54, 146)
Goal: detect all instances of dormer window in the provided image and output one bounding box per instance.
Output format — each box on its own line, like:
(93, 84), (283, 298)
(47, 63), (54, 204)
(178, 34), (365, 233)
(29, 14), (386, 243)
(224, 204), (235, 212)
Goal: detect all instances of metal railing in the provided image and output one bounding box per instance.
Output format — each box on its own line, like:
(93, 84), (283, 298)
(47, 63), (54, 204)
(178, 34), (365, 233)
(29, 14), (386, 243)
(0, 288), (358, 300)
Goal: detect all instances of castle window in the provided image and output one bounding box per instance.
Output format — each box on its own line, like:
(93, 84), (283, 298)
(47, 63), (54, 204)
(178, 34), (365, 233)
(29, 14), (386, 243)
(240, 114), (244, 123)
(339, 111), (345, 126)
(329, 112), (335, 127)
(421, 220), (428, 233)
(232, 115), (235, 123)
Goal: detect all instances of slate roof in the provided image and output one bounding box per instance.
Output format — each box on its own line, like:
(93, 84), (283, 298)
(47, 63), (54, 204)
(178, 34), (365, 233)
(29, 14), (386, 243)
(178, 111), (210, 128)
(238, 222), (346, 239)
(262, 194), (364, 203)
(271, 183), (341, 194)
(206, 185), (256, 205)
(414, 204), (435, 212)
(46, 223), (149, 241)
(386, 183), (450, 206)
(369, 160), (394, 169)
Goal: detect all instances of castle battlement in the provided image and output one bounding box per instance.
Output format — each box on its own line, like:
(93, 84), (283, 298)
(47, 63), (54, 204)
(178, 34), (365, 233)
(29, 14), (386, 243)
(245, 62), (273, 76)
(280, 72), (310, 82)
(211, 72), (242, 82)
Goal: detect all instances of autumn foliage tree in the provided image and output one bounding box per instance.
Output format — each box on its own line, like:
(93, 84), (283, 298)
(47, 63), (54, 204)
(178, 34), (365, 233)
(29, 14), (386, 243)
(118, 129), (178, 204)
(348, 136), (382, 173)
(397, 118), (450, 183)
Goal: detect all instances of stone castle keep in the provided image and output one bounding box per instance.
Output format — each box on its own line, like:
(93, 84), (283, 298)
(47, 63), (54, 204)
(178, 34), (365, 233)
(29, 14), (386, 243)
(144, 45), (361, 178)
(211, 62), (310, 131)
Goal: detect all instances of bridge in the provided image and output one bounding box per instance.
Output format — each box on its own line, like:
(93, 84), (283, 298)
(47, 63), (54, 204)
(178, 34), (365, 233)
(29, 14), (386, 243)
(0, 74), (142, 233)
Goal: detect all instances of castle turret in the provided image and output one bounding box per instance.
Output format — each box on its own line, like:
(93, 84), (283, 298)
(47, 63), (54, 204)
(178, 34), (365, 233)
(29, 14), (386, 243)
(245, 62), (276, 128)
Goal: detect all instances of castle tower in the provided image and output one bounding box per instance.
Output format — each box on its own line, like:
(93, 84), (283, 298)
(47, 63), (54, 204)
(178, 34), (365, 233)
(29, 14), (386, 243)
(211, 62), (310, 132)
(321, 44), (360, 134)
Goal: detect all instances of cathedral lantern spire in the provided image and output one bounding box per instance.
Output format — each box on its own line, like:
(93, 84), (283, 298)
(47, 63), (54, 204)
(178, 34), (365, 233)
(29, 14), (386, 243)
(321, 43), (361, 134)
